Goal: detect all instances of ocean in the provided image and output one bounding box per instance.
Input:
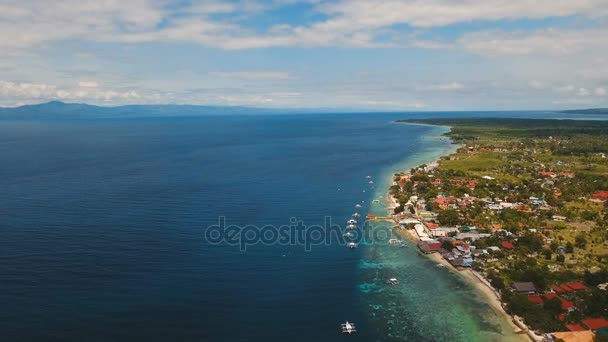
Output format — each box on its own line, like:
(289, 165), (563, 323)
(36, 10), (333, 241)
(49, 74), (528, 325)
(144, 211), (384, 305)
(0, 112), (579, 341)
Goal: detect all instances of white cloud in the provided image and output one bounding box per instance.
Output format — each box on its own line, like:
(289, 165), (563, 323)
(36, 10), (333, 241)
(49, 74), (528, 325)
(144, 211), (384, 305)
(208, 71), (292, 80)
(416, 82), (465, 91)
(578, 87), (590, 96)
(595, 87), (607, 96)
(0, 80), (140, 105)
(458, 28), (608, 57)
(528, 80), (544, 89)
(78, 81), (98, 88)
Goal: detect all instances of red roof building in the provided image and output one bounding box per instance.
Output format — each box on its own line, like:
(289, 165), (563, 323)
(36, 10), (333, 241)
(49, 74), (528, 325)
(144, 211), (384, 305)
(551, 284), (565, 293)
(426, 222), (439, 229)
(565, 323), (587, 332)
(564, 282), (588, 291)
(543, 293), (574, 310)
(527, 295), (544, 305)
(501, 241), (514, 249)
(591, 191), (608, 201)
(582, 318), (608, 330)
(560, 284), (575, 292)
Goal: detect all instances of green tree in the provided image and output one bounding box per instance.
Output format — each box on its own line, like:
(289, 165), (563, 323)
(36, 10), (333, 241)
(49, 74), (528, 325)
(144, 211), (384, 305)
(565, 242), (574, 253)
(437, 209), (460, 226)
(556, 254), (565, 263)
(575, 234), (587, 249)
(543, 297), (563, 315)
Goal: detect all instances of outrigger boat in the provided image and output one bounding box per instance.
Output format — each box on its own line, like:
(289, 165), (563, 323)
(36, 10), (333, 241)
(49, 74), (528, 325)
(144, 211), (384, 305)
(341, 321), (356, 334)
(352, 213), (360, 218)
(346, 224), (357, 230)
(347, 219), (357, 225)
(347, 242), (358, 249)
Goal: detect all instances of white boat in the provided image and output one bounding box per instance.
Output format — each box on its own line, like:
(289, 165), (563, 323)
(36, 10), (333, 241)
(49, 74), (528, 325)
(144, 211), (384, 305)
(369, 180), (374, 184)
(347, 219), (357, 225)
(347, 242), (358, 249)
(346, 224), (357, 230)
(355, 204), (362, 208)
(366, 176), (372, 179)
(386, 278), (399, 285)
(343, 232), (354, 238)
(352, 213), (360, 218)
(341, 321), (356, 334)
(388, 238), (400, 245)
(372, 199), (380, 204)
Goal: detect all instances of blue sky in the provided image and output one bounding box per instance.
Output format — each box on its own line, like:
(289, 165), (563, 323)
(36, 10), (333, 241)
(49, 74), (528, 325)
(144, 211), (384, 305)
(1, 0), (608, 110)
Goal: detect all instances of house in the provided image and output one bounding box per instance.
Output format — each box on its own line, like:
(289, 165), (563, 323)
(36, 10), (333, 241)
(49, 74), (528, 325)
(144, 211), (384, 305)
(501, 241), (515, 250)
(564, 282), (587, 291)
(543, 293), (574, 311)
(417, 240), (442, 254)
(487, 246), (501, 253)
(552, 215), (567, 222)
(511, 282), (537, 294)
(582, 318), (608, 330)
(565, 323), (587, 332)
(549, 331), (596, 342)
(591, 191), (608, 201)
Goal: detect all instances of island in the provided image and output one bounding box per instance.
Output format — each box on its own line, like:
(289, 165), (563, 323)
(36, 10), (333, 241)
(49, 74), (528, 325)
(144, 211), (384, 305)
(390, 118), (608, 342)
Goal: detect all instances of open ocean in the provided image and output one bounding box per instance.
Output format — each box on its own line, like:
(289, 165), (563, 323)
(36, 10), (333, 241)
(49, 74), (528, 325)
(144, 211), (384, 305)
(1, 111), (597, 341)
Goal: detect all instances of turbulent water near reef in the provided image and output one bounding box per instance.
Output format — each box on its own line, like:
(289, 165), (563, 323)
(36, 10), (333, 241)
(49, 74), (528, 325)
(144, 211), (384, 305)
(0, 112), (574, 341)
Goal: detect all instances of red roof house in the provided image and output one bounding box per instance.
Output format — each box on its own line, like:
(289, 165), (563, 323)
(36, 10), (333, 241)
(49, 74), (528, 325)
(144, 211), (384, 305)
(565, 282), (588, 291)
(527, 295), (544, 305)
(501, 241), (515, 249)
(582, 318), (608, 330)
(565, 323), (587, 332)
(592, 191), (608, 201)
(543, 293), (574, 310)
(560, 284), (575, 292)
(551, 284), (565, 293)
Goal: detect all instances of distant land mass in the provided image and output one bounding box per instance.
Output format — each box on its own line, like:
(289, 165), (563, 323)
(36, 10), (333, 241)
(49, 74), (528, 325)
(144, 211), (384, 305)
(561, 108), (608, 114)
(0, 101), (362, 119)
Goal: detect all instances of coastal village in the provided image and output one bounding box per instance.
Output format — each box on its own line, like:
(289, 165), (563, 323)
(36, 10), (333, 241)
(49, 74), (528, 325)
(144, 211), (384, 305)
(384, 119), (608, 342)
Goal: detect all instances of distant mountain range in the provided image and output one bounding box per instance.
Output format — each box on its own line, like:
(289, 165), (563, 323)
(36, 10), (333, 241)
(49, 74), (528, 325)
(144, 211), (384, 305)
(0, 101), (341, 119)
(561, 108), (608, 114)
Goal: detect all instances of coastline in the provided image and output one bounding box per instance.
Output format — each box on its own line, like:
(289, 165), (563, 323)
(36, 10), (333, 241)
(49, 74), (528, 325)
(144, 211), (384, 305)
(385, 124), (533, 341)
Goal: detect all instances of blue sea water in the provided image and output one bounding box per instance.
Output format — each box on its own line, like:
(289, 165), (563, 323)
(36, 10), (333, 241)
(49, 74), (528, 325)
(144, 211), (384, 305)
(0, 111), (588, 341)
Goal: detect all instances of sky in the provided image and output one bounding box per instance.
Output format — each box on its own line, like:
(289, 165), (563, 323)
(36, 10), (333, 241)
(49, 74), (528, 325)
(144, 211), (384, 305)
(1, 0), (608, 110)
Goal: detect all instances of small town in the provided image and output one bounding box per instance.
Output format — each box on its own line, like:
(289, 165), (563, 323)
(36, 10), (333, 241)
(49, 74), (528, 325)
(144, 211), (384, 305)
(388, 119), (608, 342)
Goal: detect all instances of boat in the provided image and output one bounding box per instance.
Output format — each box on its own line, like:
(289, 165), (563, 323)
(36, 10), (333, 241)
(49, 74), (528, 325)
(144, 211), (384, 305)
(352, 213), (360, 218)
(369, 180), (374, 184)
(343, 232), (354, 238)
(385, 278), (399, 285)
(388, 238), (400, 245)
(347, 219), (357, 225)
(346, 224), (357, 230)
(355, 204), (362, 208)
(341, 321), (356, 334)
(372, 199), (380, 204)
(366, 176), (372, 179)
(347, 242), (358, 249)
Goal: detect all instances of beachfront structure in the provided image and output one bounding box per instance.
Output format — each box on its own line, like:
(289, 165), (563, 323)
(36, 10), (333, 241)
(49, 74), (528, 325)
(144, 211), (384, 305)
(511, 282), (537, 294)
(417, 240), (441, 254)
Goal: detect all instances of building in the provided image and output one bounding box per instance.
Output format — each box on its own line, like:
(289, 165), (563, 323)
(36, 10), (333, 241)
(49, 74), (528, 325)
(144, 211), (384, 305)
(591, 191), (608, 201)
(546, 331), (595, 342)
(511, 282), (537, 294)
(417, 240), (442, 254)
